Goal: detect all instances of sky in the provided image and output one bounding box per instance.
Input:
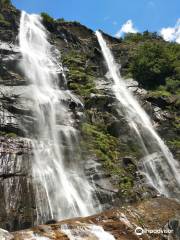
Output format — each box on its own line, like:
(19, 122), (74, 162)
(12, 0), (180, 42)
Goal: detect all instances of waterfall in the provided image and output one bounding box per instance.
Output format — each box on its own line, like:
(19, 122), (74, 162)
(96, 31), (180, 199)
(18, 11), (98, 224)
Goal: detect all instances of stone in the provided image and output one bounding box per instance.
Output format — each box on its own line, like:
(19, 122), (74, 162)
(122, 157), (136, 167)
(10, 198), (180, 240)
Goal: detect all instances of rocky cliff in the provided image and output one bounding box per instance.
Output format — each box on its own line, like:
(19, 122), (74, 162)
(0, 0), (179, 237)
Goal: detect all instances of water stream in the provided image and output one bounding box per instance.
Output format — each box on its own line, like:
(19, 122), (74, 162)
(61, 224), (115, 240)
(96, 30), (180, 199)
(18, 11), (98, 224)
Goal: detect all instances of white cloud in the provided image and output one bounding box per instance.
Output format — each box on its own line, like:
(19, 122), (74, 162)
(115, 20), (138, 38)
(160, 19), (180, 44)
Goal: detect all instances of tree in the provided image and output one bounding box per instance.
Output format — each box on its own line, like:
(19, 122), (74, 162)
(41, 12), (54, 24)
(130, 42), (173, 89)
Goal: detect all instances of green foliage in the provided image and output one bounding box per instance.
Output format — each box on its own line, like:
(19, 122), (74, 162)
(0, 13), (10, 26)
(119, 177), (134, 197)
(62, 50), (98, 97)
(168, 139), (180, 148)
(69, 70), (87, 82)
(69, 81), (96, 97)
(0, 14), (4, 21)
(121, 32), (180, 96)
(142, 30), (160, 39)
(124, 31), (161, 43)
(81, 123), (138, 197)
(61, 30), (179, 200)
(130, 42), (174, 89)
(63, 50), (86, 66)
(82, 123), (117, 146)
(56, 18), (65, 23)
(6, 132), (17, 138)
(149, 85), (171, 97)
(0, 132), (17, 138)
(0, 0), (11, 6)
(166, 78), (180, 94)
(41, 12), (54, 24)
(172, 116), (180, 130)
(0, 130), (17, 138)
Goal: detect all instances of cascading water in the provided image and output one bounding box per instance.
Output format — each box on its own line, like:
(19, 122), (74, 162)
(18, 11), (98, 224)
(96, 31), (180, 199)
(61, 224), (115, 240)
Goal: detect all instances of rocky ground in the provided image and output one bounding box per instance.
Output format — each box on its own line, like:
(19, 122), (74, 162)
(0, 0), (179, 236)
(1, 197), (180, 240)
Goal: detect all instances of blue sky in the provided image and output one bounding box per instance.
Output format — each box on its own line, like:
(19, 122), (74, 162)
(12, 0), (180, 37)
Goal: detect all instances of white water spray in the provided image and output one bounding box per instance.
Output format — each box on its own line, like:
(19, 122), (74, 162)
(96, 31), (180, 199)
(61, 224), (115, 240)
(18, 11), (97, 224)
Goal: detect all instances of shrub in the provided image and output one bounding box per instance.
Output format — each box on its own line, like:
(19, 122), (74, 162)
(6, 132), (17, 138)
(41, 12), (54, 24)
(56, 18), (65, 23)
(166, 78), (180, 94)
(124, 31), (162, 42)
(0, 0), (11, 5)
(0, 14), (4, 21)
(130, 42), (174, 89)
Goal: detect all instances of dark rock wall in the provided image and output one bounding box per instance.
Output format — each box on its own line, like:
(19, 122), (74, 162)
(0, 4), (36, 230)
(0, 138), (36, 231)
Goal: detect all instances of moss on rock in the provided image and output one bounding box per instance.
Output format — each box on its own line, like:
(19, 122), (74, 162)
(62, 50), (98, 97)
(81, 122), (141, 200)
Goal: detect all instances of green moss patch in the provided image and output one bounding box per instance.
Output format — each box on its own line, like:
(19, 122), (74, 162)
(81, 122), (140, 198)
(62, 50), (98, 98)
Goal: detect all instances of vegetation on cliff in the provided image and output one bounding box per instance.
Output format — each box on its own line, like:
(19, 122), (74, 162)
(62, 50), (97, 97)
(59, 28), (180, 201)
(0, 0), (11, 7)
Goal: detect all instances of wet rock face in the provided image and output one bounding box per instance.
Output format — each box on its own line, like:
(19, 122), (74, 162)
(84, 157), (118, 210)
(0, 137), (36, 231)
(0, 2), (20, 42)
(166, 218), (180, 240)
(0, 30), (37, 229)
(0, 41), (31, 137)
